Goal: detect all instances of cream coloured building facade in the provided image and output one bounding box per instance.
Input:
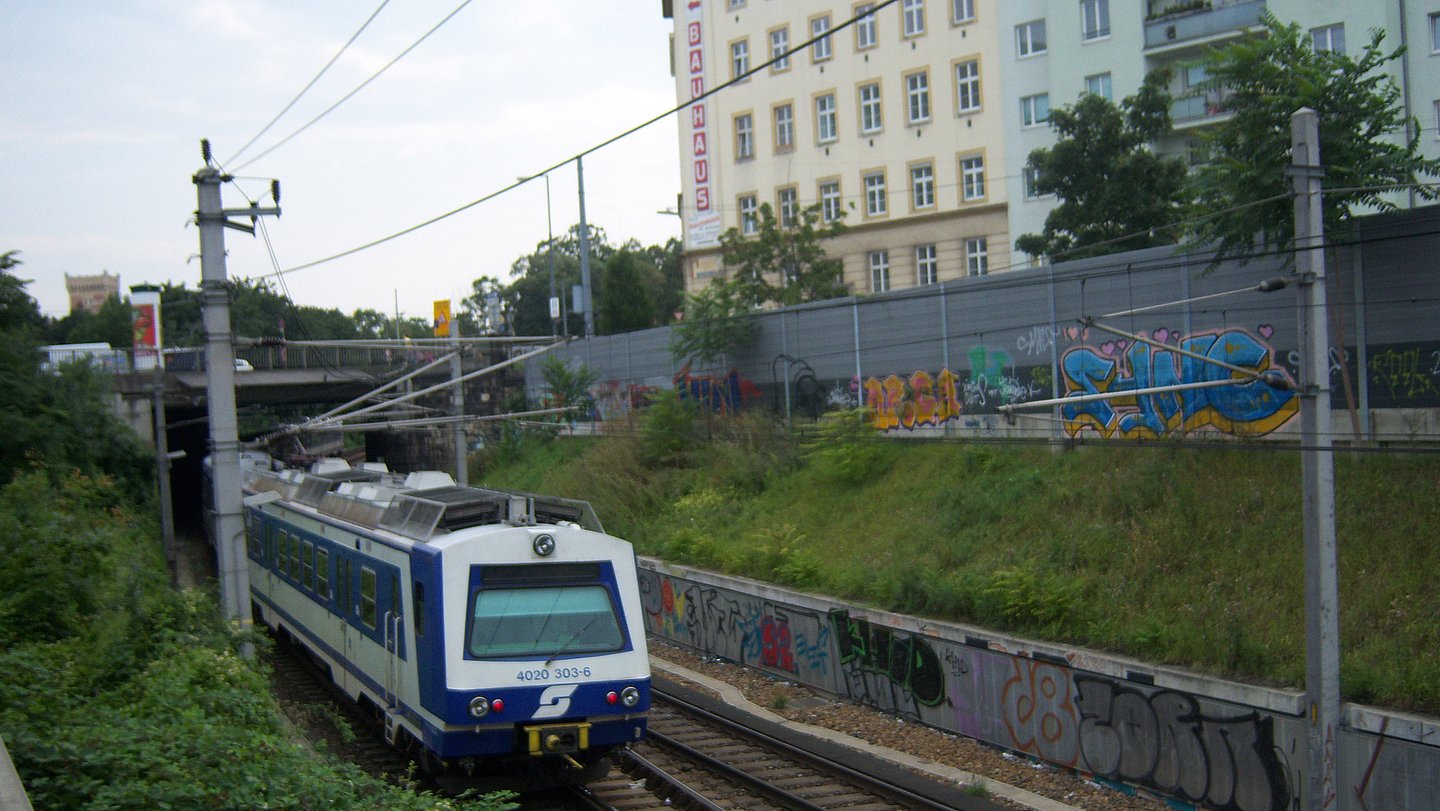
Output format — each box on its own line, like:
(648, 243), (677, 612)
(666, 0), (1012, 297)
(665, 0), (1440, 298)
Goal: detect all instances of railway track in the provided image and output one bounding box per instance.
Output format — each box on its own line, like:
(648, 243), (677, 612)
(634, 678), (1008, 811)
(268, 638), (1008, 810)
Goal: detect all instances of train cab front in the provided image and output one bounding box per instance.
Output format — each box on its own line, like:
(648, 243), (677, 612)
(418, 549), (651, 789)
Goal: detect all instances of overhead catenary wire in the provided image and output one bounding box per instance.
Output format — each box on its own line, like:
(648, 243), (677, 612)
(232, 0), (478, 172)
(225, 0), (394, 167)
(265, 0), (903, 278)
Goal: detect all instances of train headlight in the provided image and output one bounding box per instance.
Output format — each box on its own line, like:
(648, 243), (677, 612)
(532, 534), (556, 557)
(468, 696), (491, 719)
(620, 686), (641, 708)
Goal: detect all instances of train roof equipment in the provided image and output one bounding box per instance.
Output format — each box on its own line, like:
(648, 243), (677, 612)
(242, 457), (604, 541)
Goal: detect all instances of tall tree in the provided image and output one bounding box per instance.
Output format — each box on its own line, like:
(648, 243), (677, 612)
(1, 251), (45, 335)
(1184, 14), (1440, 263)
(598, 249), (661, 334)
(718, 203), (848, 306)
(1015, 70), (1188, 261)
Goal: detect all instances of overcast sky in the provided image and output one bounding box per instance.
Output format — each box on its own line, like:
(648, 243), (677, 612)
(2, 1), (682, 323)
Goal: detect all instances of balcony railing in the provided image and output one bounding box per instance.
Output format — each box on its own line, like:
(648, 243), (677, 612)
(1170, 91), (1228, 124)
(1144, 0), (1264, 49)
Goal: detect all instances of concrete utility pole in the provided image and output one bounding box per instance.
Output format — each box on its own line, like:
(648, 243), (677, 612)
(450, 317), (467, 486)
(576, 156), (595, 338)
(1290, 108), (1340, 811)
(194, 141), (279, 649)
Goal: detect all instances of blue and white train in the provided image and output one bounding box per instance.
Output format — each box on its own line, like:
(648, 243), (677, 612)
(238, 455), (651, 788)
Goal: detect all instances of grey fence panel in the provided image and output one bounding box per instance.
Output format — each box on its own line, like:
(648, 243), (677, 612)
(523, 207), (1440, 432)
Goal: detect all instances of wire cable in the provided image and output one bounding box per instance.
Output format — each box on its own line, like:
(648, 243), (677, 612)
(233, 0), (477, 172)
(266, 0), (903, 278)
(225, 0), (393, 167)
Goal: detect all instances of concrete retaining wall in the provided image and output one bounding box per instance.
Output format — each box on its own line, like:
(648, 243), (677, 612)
(638, 557), (1440, 811)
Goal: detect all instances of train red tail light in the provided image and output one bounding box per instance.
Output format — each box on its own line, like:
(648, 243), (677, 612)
(490, 698), (505, 713)
(606, 691), (618, 705)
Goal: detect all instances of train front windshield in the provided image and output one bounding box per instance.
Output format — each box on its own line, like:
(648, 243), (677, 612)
(467, 586), (624, 659)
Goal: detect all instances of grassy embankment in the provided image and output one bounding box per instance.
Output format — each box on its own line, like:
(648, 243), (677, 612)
(473, 400), (1440, 716)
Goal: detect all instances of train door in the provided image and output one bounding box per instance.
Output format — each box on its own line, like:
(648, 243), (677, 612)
(337, 555), (355, 695)
(382, 571), (403, 744)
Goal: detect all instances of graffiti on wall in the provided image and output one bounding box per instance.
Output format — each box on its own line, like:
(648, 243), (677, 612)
(865, 345), (1047, 430)
(1368, 345), (1440, 402)
(1061, 327), (1298, 438)
(637, 567), (831, 676)
(999, 658), (1082, 766)
(674, 365), (763, 413)
(830, 610), (945, 708)
(594, 380), (659, 421)
(1074, 676), (1291, 811)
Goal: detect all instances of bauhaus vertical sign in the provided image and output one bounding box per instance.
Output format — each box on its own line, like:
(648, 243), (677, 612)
(685, 0), (721, 248)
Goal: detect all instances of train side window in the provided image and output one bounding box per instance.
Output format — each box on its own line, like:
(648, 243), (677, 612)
(337, 556), (351, 616)
(412, 582), (425, 637)
(360, 566), (377, 629)
(288, 535), (301, 580)
(301, 540), (315, 589)
(246, 513), (259, 557)
(317, 548), (330, 600)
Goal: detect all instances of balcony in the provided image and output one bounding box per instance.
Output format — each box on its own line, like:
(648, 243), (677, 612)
(1169, 91), (1228, 125)
(1144, 0), (1264, 50)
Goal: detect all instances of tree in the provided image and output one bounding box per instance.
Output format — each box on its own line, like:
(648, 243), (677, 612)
(718, 203), (848, 306)
(598, 250), (661, 333)
(1184, 14), (1440, 263)
(1, 251), (45, 335)
(1015, 70), (1188, 261)
(668, 278), (756, 370)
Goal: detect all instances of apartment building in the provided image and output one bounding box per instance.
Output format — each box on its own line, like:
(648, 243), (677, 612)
(665, 1), (1440, 296)
(666, 0), (1011, 296)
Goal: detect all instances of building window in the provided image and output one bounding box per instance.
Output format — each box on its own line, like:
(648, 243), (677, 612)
(952, 0), (974, 24)
(1016, 20), (1047, 57)
(815, 93), (838, 143)
(859, 82), (883, 133)
(820, 180), (842, 222)
(728, 0), (745, 8)
(855, 3), (877, 49)
(1310, 23), (1345, 54)
(774, 103), (795, 151)
(1085, 72), (1112, 101)
(906, 71), (931, 123)
(738, 195), (758, 235)
(961, 155), (985, 201)
(910, 162), (935, 209)
(778, 187), (798, 227)
(869, 250), (891, 292)
(731, 39), (750, 81)
(734, 113), (754, 160)
(770, 26), (791, 71)
(1432, 13), (1440, 53)
(1022, 166), (1044, 199)
(864, 171), (887, 217)
(1021, 93), (1050, 128)
(966, 237), (988, 276)
(955, 59), (981, 113)
(1080, 0), (1109, 41)
(916, 244), (938, 285)
(902, 0), (925, 37)
(812, 15), (833, 61)
(1435, 99), (1440, 140)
